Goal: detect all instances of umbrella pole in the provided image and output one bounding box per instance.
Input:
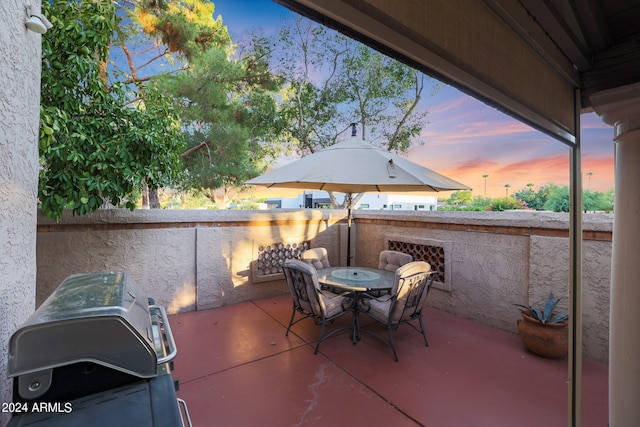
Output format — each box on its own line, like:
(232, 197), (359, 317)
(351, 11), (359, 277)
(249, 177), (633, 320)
(345, 193), (354, 266)
(347, 206), (352, 266)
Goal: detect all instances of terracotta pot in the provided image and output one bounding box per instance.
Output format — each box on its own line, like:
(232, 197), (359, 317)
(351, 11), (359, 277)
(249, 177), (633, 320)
(516, 311), (568, 358)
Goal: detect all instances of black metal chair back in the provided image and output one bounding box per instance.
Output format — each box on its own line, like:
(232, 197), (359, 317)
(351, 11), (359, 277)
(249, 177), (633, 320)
(282, 259), (353, 354)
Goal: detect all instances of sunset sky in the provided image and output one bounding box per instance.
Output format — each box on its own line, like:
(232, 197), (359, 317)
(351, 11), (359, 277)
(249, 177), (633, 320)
(214, 0), (615, 199)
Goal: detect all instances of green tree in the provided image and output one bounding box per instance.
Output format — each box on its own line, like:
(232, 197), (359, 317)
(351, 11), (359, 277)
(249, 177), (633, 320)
(447, 190), (473, 206)
(270, 18), (351, 154)
(488, 197), (526, 211)
(604, 189), (615, 212)
(267, 17), (439, 208)
(514, 186), (535, 209)
(107, 1), (283, 209)
(39, 0), (185, 220)
(471, 196), (491, 210)
(583, 189), (614, 212)
(340, 42), (433, 152)
(161, 36), (284, 209)
(543, 185), (571, 212)
(533, 183), (557, 209)
(108, 0), (232, 207)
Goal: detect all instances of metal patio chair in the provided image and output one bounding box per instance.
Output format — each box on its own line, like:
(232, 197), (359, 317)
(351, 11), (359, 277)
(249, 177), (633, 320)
(282, 259), (353, 354)
(301, 247), (331, 269)
(378, 250), (413, 271)
(360, 261), (435, 361)
(371, 250), (414, 296)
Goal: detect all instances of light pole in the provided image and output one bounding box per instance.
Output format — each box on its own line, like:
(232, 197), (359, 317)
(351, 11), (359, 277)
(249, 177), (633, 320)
(482, 174), (488, 197)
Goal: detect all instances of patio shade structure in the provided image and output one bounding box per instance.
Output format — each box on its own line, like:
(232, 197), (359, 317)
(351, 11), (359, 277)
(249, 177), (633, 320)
(246, 125), (470, 265)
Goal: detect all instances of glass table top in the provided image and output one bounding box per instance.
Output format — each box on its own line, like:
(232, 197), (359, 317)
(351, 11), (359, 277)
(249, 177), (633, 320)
(317, 267), (395, 292)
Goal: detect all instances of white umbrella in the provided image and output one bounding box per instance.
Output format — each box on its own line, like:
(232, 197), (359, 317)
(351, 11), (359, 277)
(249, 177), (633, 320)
(246, 130), (470, 265)
(246, 137), (470, 193)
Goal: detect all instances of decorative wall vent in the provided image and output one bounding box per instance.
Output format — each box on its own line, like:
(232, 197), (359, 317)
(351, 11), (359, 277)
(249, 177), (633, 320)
(388, 240), (445, 284)
(256, 241), (310, 276)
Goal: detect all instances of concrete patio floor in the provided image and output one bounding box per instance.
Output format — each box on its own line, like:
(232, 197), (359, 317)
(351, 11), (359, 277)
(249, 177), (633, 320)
(170, 294), (608, 426)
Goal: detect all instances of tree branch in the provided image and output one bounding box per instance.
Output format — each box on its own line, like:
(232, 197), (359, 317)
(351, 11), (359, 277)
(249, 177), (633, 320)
(388, 71), (424, 148)
(181, 140), (212, 158)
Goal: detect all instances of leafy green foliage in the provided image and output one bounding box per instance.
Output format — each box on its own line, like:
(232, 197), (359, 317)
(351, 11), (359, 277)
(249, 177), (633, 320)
(514, 292), (569, 324)
(341, 43), (432, 152)
(445, 190), (473, 206)
(269, 18), (351, 153)
(488, 197), (527, 211)
(470, 196), (492, 210)
(263, 17), (438, 208)
(39, 0), (185, 219)
(160, 38), (284, 208)
(542, 185), (570, 212)
(269, 17), (436, 154)
(439, 194), (491, 211)
(129, 0), (230, 60)
(109, 0), (234, 208)
(513, 183), (613, 213)
(513, 187), (540, 210)
(583, 189), (614, 212)
(109, 1), (285, 209)
(442, 184), (614, 213)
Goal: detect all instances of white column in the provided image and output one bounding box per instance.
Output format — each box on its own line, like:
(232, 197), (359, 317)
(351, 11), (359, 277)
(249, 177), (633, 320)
(591, 83), (640, 426)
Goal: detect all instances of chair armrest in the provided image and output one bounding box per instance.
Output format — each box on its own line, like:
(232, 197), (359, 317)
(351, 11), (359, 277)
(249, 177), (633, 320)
(362, 293), (393, 302)
(319, 289), (351, 299)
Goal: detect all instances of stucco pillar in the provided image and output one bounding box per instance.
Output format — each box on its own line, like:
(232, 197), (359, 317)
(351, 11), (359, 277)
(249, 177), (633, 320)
(0, 1), (41, 425)
(591, 83), (640, 426)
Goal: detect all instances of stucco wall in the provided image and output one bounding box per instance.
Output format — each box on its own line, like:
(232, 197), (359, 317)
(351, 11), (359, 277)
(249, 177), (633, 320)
(36, 209), (612, 362)
(529, 234), (611, 362)
(37, 209), (345, 312)
(0, 1), (41, 424)
(354, 210), (612, 361)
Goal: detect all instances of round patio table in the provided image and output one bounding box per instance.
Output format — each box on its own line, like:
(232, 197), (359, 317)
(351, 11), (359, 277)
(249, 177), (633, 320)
(316, 267), (396, 344)
(316, 267), (395, 292)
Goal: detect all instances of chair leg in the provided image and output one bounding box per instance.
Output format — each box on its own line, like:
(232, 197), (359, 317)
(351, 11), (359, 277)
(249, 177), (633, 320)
(314, 322), (327, 354)
(417, 314), (429, 347)
(388, 326), (399, 362)
(285, 307), (296, 336)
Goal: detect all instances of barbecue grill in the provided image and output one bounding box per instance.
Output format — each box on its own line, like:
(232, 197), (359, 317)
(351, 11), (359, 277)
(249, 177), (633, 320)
(6, 272), (191, 426)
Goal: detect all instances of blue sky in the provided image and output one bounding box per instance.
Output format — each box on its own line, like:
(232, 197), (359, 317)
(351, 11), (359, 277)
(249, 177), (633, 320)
(213, 0), (615, 198)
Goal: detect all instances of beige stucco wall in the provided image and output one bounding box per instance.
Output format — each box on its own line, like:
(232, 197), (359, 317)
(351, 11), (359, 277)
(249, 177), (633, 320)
(529, 234), (611, 362)
(37, 209), (612, 362)
(354, 210), (612, 361)
(0, 1), (41, 424)
(36, 209), (345, 312)
(355, 212), (531, 331)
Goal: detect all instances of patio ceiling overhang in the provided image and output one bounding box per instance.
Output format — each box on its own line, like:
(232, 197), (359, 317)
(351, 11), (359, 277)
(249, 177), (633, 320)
(275, 0), (640, 147)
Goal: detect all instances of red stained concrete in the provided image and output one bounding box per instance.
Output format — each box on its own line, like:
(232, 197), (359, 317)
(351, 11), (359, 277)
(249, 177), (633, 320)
(170, 294), (608, 427)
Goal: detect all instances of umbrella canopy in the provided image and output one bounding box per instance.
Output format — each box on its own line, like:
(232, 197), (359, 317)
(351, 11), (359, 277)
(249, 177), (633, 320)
(246, 137), (471, 194)
(246, 135), (470, 266)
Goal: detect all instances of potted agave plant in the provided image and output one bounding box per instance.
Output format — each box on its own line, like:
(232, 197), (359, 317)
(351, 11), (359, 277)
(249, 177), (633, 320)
(514, 292), (569, 358)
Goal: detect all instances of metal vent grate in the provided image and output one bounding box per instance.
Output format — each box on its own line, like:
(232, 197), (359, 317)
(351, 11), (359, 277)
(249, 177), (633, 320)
(388, 240), (445, 283)
(256, 241), (310, 276)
